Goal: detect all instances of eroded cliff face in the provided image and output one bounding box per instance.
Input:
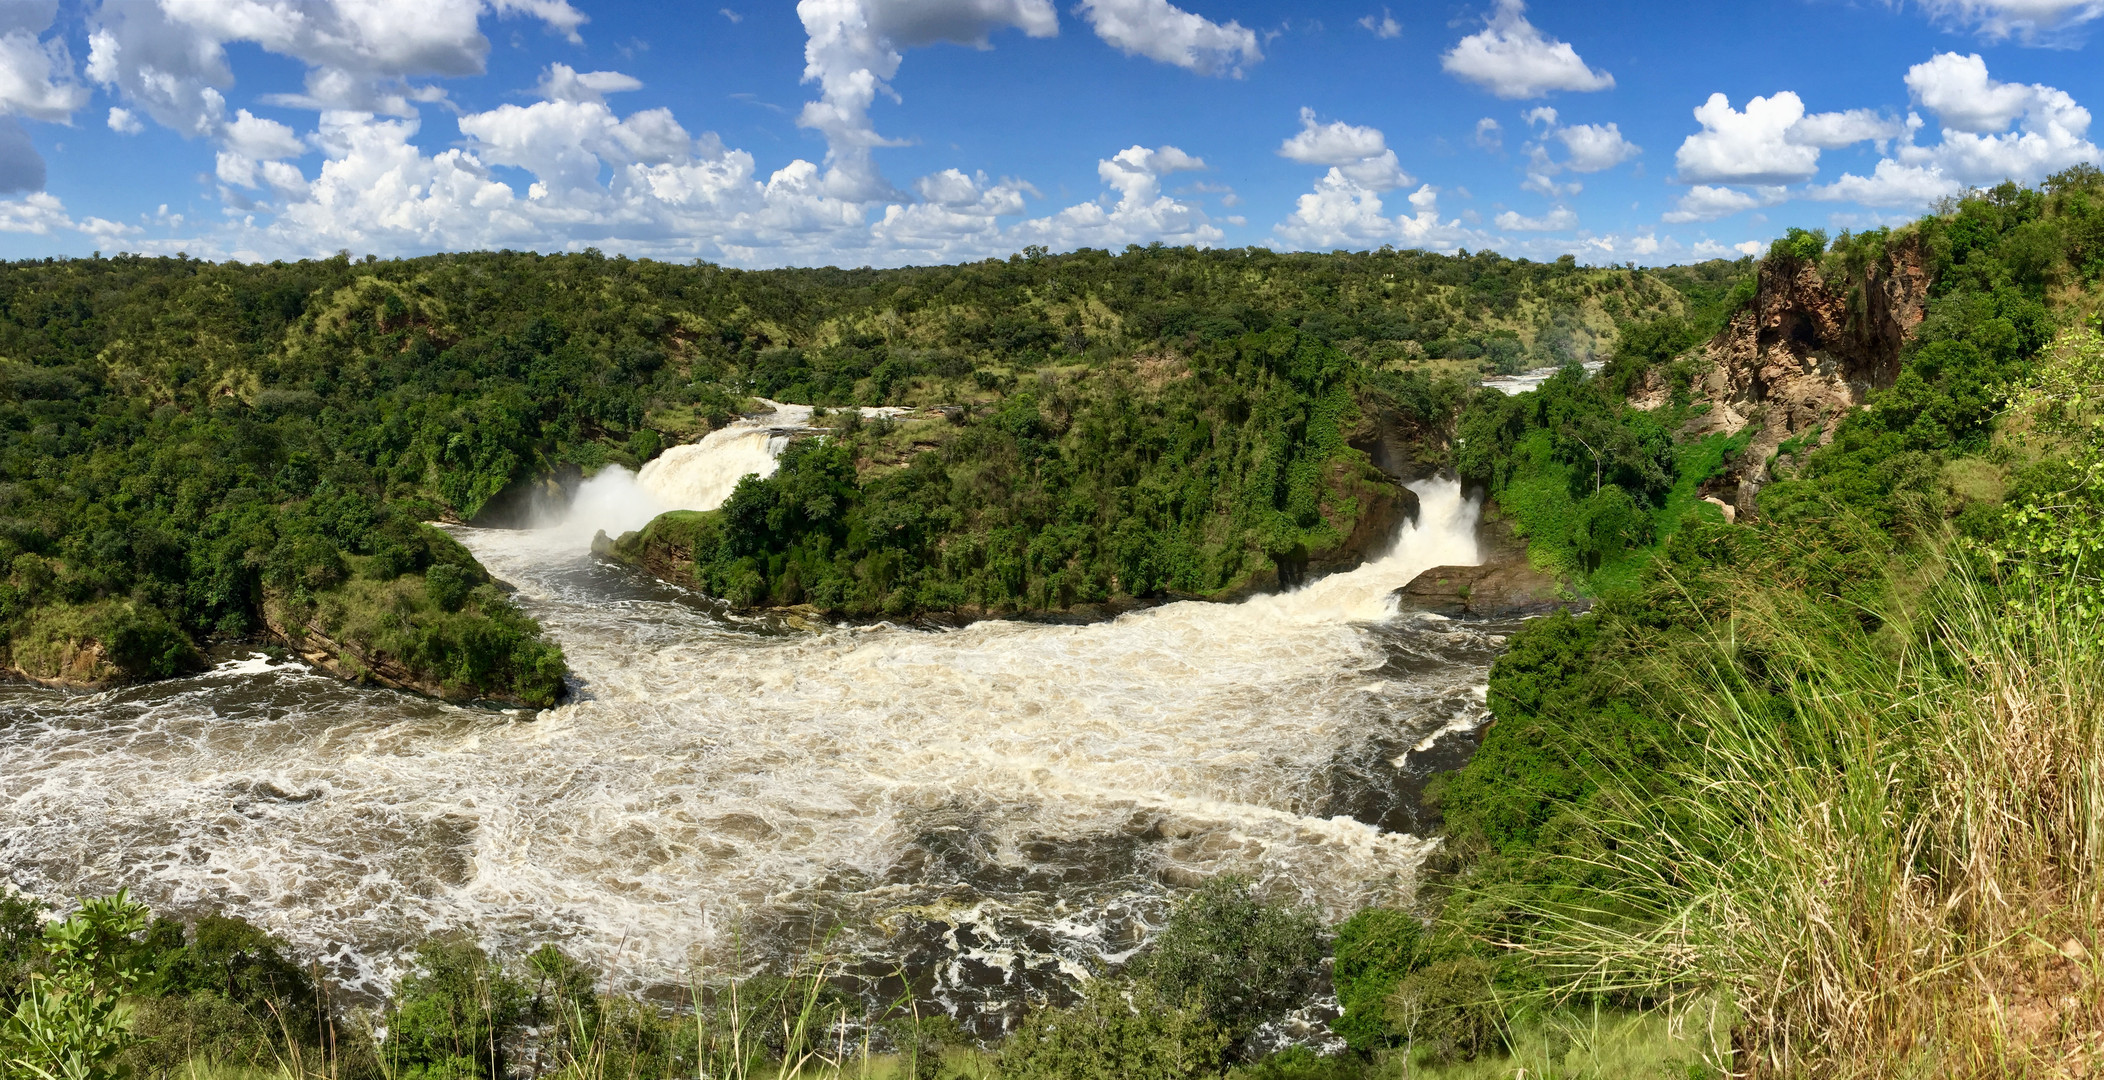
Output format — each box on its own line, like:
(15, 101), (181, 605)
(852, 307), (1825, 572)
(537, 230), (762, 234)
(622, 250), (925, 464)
(1638, 236), (1930, 516)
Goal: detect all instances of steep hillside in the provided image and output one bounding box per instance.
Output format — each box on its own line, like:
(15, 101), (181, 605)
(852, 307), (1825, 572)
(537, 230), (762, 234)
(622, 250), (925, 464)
(1634, 227), (1932, 516)
(1411, 169), (2104, 1076)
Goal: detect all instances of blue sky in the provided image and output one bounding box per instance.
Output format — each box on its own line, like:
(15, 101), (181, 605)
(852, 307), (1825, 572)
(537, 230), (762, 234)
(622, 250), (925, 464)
(0, 0), (2098, 267)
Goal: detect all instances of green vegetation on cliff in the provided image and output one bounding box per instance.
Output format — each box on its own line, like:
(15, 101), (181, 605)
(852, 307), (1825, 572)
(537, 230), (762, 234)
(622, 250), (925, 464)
(0, 242), (1742, 688)
(1388, 169), (2104, 1077)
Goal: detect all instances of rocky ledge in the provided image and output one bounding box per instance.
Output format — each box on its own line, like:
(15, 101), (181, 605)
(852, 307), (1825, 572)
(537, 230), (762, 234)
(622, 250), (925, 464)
(1393, 504), (1589, 620)
(1393, 561), (1581, 619)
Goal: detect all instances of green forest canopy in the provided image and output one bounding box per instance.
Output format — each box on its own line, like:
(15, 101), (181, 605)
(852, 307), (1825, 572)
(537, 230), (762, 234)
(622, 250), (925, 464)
(0, 239), (1744, 694)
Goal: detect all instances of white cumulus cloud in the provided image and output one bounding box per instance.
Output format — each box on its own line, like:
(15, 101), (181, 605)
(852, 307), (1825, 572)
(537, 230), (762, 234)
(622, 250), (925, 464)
(1555, 122), (1639, 172)
(1811, 53), (2098, 207)
(1078, 0), (1261, 77)
(1441, 0), (1612, 100)
(0, 190), (70, 233)
(1274, 112), (1482, 252)
(1494, 205), (1577, 231)
(1012, 143), (1220, 249)
(1673, 91), (1900, 185)
(1661, 184), (1784, 223)
(535, 62), (643, 104)
(1278, 107), (1411, 191)
(1905, 51), (2041, 133)
(1674, 93), (1820, 184)
(0, 28), (88, 122)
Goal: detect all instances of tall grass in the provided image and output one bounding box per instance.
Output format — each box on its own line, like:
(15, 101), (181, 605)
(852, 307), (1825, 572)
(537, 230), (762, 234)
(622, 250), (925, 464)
(1511, 555), (2104, 1078)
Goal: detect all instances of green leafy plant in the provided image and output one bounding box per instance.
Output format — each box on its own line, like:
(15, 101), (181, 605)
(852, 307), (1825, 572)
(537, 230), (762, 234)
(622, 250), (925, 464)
(995, 979), (1229, 1080)
(1, 891), (150, 1080)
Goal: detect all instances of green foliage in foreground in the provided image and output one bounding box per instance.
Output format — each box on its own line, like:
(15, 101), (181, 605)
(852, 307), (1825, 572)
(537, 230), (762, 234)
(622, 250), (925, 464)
(1329, 909), (1420, 1053)
(1128, 876), (1327, 1049)
(1409, 170), (2104, 1076)
(996, 980), (1231, 1080)
(2, 892), (151, 1080)
(4, 876), (1732, 1080)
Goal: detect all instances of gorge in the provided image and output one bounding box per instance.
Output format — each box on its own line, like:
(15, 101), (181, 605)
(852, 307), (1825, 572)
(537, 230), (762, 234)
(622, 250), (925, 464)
(0, 415), (1502, 1033)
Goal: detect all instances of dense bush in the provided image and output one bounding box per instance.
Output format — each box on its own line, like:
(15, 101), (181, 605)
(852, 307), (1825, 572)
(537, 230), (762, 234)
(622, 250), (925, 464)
(381, 940), (530, 1080)
(995, 979), (1230, 1080)
(1327, 908), (1423, 1052)
(1385, 956), (1504, 1064)
(1129, 876), (1328, 1051)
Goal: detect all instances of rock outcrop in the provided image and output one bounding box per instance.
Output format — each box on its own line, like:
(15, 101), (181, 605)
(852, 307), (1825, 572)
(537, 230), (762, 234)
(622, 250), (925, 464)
(1394, 497), (1585, 619)
(1250, 468), (1420, 593)
(1636, 236), (1929, 517)
(1395, 561), (1573, 619)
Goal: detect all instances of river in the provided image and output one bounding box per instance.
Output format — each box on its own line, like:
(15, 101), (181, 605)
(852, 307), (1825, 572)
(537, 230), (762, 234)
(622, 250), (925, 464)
(0, 408), (1507, 1032)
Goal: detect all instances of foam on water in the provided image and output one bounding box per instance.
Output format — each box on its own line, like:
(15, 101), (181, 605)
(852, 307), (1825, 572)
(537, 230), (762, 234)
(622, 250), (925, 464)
(0, 419), (1503, 1030)
(1479, 358), (1606, 395)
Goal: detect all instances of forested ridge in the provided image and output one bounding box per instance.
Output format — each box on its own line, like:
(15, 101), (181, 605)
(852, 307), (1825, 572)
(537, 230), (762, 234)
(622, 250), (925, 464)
(0, 241), (1738, 696)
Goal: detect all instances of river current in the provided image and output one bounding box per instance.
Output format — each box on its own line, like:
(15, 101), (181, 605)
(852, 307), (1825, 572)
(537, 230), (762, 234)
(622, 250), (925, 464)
(0, 408), (1506, 1031)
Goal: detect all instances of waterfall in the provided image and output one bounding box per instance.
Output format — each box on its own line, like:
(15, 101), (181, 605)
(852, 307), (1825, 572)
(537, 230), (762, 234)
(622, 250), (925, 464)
(635, 427), (794, 513)
(535, 401), (813, 546)
(558, 401), (920, 544)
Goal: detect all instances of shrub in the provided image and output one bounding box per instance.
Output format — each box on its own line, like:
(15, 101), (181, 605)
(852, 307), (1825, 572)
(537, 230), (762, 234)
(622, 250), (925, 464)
(382, 940), (528, 1080)
(10, 601), (202, 683)
(1129, 877), (1326, 1049)
(1387, 956), (1504, 1064)
(142, 914), (322, 1048)
(0, 895), (43, 1009)
(0, 892), (151, 1080)
(1769, 227), (1829, 264)
(1230, 1045), (1371, 1080)
(1328, 908), (1422, 1052)
(995, 979), (1229, 1080)
(125, 991), (280, 1077)
(424, 564), (472, 613)
(1572, 484), (1652, 572)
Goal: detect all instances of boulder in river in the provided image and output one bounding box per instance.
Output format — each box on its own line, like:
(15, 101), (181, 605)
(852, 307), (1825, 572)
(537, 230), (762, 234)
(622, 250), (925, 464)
(1394, 561), (1582, 619)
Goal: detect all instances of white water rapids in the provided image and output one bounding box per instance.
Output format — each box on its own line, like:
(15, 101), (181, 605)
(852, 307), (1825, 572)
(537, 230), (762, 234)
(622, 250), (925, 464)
(0, 411), (1505, 1031)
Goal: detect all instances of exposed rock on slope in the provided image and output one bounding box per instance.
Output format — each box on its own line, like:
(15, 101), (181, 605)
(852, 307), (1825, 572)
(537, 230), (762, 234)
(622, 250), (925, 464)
(1639, 236), (1929, 516)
